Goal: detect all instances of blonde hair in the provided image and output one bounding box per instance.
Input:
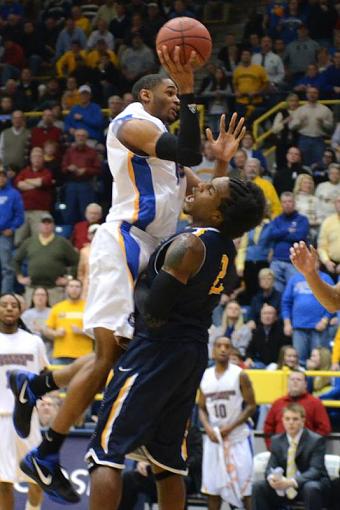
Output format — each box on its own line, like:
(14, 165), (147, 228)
(312, 347), (332, 392)
(221, 300), (244, 332)
(258, 268), (274, 279)
(293, 173), (315, 195)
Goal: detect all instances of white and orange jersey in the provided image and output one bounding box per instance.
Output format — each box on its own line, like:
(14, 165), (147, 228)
(106, 102), (187, 244)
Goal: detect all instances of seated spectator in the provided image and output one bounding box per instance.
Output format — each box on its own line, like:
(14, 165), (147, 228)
(307, 0), (337, 47)
(92, 0), (117, 27)
(0, 1), (24, 20)
(284, 25), (319, 84)
(16, 68), (38, 112)
(21, 286), (52, 356)
(40, 16), (60, 60)
(124, 12), (148, 43)
(200, 66), (232, 134)
(293, 173), (321, 241)
(61, 76), (81, 110)
(22, 20), (44, 76)
(144, 2), (166, 48)
(72, 202), (103, 251)
(191, 139), (217, 182)
(0, 37), (25, 85)
(268, 192), (309, 293)
(14, 213), (79, 305)
(36, 78), (62, 110)
(169, 0), (196, 19)
(109, 1), (131, 48)
(61, 129), (101, 224)
(71, 5), (91, 36)
(253, 403), (331, 510)
(278, 0), (306, 42)
(331, 327), (340, 370)
(235, 214), (272, 304)
(245, 304), (290, 369)
(210, 300), (252, 357)
(306, 347), (332, 396)
(272, 94), (299, 167)
(64, 85), (104, 144)
(273, 146), (310, 197)
(294, 64), (323, 97)
(0, 95), (14, 132)
(289, 86), (333, 166)
(317, 195), (340, 280)
(239, 131), (268, 174)
(316, 46), (332, 72)
(243, 8), (264, 41)
(120, 33), (156, 88)
(232, 49), (269, 120)
(43, 140), (62, 186)
(86, 38), (119, 69)
(310, 147), (337, 185)
(43, 278), (93, 363)
(14, 147), (54, 245)
(56, 40), (87, 78)
(247, 268), (282, 326)
(87, 18), (114, 51)
(77, 223), (99, 300)
(315, 164), (340, 222)
(0, 109), (30, 170)
(107, 95), (123, 121)
(31, 109), (62, 149)
(37, 396), (61, 429)
(228, 148), (247, 179)
(251, 35), (285, 90)
(247, 33), (261, 54)
(55, 18), (87, 59)
(282, 259), (333, 364)
(0, 166), (24, 292)
(320, 50), (340, 99)
(268, 345), (303, 372)
(217, 33), (239, 76)
(264, 371), (331, 448)
(244, 158), (282, 218)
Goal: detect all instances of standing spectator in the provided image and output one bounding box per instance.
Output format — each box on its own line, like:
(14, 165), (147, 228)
(268, 192), (309, 293)
(264, 371), (331, 448)
(310, 147), (337, 185)
(240, 131), (268, 173)
(277, 0), (306, 43)
(294, 64), (324, 97)
(293, 173), (321, 240)
(0, 110), (30, 170)
(77, 223), (100, 300)
(14, 147), (54, 245)
(307, 0), (337, 48)
(44, 278), (93, 363)
(21, 287), (52, 356)
(248, 268), (282, 326)
(31, 109), (62, 149)
(315, 164), (340, 222)
(55, 40), (87, 78)
(14, 213), (79, 305)
(317, 195), (340, 279)
(71, 202), (103, 250)
(109, 1), (131, 48)
(61, 129), (101, 225)
(64, 85), (104, 144)
(87, 19), (114, 51)
(16, 68), (38, 112)
(282, 263), (333, 363)
(245, 304), (290, 368)
(217, 33), (239, 76)
(0, 167), (24, 292)
(233, 49), (269, 119)
(92, 0), (117, 27)
(61, 76), (80, 110)
(71, 5), (90, 36)
(272, 94), (299, 166)
(289, 86), (333, 166)
(55, 18), (87, 59)
(274, 146), (311, 195)
(244, 158), (282, 218)
(284, 25), (319, 83)
(251, 35), (285, 90)
(253, 403), (331, 510)
(199, 336), (256, 510)
(320, 50), (340, 99)
(120, 33), (156, 88)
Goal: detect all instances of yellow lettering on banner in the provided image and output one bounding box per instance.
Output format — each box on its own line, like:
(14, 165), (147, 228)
(209, 254), (228, 295)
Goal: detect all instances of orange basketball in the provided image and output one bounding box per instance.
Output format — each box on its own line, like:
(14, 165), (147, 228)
(156, 17), (212, 67)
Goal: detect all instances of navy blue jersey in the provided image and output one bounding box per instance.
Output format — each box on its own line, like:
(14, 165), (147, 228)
(136, 226), (236, 343)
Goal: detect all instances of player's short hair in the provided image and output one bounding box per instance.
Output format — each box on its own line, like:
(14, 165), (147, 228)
(132, 74), (167, 101)
(283, 403), (306, 419)
(218, 178), (266, 239)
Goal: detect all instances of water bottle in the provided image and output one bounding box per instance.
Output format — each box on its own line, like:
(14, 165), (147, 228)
(270, 467), (285, 496)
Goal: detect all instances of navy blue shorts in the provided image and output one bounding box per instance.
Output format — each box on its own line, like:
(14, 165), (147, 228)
(86, 336), (207, 474)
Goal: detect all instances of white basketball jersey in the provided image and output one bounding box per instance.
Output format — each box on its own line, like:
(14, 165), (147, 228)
(106, 102), (187, 243)
(0, 329), (48, 415)
(200, 363), (250, 443)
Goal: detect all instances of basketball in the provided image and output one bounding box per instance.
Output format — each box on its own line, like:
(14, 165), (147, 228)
(156, 17), (212, 67)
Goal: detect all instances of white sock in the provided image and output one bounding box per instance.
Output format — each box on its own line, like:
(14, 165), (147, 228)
(25, 502), (41, 510)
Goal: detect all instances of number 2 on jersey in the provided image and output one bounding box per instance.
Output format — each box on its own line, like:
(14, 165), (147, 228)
(209, 254), (228, 295)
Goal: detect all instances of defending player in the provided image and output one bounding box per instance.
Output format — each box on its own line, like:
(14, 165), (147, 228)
(8, 47), (246, 503)
(0, 294), (49, 510)
(290, 241), (340, 312)
(86, 177), (265, 510)
(199, 336), (256, 510)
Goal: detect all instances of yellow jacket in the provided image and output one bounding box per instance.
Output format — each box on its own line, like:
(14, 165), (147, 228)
(318, 213), (340, 264)
(56, 50), (87, 77)
(254, 176), (282, 218)
(86, 49), (119, 69)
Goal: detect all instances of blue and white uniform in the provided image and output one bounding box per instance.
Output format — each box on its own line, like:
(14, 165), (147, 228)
(84, 102), (187, 339)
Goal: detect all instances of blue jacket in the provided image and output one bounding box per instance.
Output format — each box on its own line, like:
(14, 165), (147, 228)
(320, 65), (340, 96)
(245, 222), (273, 262)
(64, 103), (104, 142)
(0, 182), (24, 232)
(281, 272), (333, 329)
(267, 211), (309, 262)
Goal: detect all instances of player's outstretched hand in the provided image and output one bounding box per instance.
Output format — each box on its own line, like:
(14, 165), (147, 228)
(290, 241), (318, 276)
(206, 113), (246, 163)
(157, 45), (196, 94)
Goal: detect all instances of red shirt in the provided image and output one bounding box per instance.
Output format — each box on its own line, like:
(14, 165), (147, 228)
(264, 392), (331, 449)
(71, 220), (89, 250)
(14, 167), (54, 211)
(3, 42), (25, 68)
(62, 145), (101, 182)
(31, 125), (62, 148)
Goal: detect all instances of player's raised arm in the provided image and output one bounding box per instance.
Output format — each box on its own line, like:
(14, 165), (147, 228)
(290, 241), (340, 312)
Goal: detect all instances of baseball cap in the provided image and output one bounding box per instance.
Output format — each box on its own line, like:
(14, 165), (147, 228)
(78, 84), (91, 94)
(40, 212), (54, 222)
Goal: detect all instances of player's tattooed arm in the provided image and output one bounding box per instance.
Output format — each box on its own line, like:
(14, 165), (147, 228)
(162, 233), (205, 284)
